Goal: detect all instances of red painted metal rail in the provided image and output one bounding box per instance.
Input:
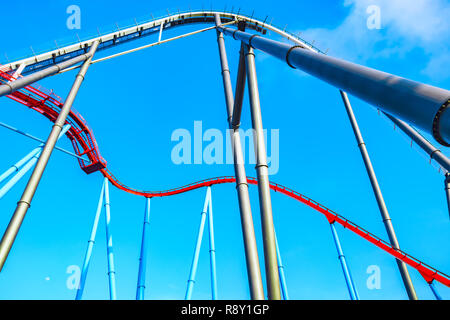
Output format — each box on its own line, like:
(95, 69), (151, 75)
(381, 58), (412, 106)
(1, 69), (449, 288)
(0, 70), (107, 174)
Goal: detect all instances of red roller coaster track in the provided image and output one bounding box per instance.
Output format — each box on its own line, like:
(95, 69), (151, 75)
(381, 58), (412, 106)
(1, 70), (449, 288)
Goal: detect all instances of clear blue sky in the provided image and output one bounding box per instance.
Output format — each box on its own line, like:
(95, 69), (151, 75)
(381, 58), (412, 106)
(0, 0), (449, 300)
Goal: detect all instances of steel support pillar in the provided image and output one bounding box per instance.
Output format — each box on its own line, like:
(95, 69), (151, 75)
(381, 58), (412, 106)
(104, 177), (117, 300)
(0, 41), (99, 271)
(274, 230), (289, 300)
(245, 45), (281, 300)
(445, 173), (450, 220)
(75, 179), (105, 300)
(429, 282), (442, 300)
(339, 90), (418, 300)
(136, 197), (151, 300)
(0, 125), (71, 200)
(207, 189), (218, 300)
(214, 14), (265, 300)
(329, 222), (359, 300)
(185, 187), (210, 300)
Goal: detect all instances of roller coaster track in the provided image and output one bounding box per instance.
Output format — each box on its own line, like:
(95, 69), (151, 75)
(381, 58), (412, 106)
(1, 10), (449, 297)
(1, 71), (449, 288)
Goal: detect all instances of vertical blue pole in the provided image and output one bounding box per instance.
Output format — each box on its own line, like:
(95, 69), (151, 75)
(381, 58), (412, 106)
(104, 177), (117, 300)
(75, 179), (105, 300)
(207, 188), (218, 300)
(0, 125), (71, 200)
(136, 197), (151, 300)
(185, 187), (211, 300)
(429, 282), (442, 300)
(329, 222), (359, 300)
(274, 230), (289, 300)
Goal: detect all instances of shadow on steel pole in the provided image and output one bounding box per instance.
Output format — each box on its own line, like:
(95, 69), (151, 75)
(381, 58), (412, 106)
(340, 90), (418, 300)
(214, 14), (265, 300)
(0, 41), (99, 272)
(245, 45), (281, 300)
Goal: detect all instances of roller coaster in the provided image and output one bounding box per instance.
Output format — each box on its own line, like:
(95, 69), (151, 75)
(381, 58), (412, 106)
(0, 10), (449, 300)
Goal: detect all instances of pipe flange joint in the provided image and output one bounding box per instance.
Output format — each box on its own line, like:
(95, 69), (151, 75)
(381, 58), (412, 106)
(432, 99), (450, 147)
(232, 29), (238, 40)
(286, 46), (302, 69)
(248, 34), (259, 48)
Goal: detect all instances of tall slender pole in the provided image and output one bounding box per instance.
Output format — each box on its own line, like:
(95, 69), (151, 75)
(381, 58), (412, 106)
(136, 197), (151, 300)
(329, 222), (359, 300)
(75, 179), (105, 300)
(0, 125), (71, 200)
(208, 189), (218, 300)
(0, 41), (99, 271)
(185, 187), (210, 300)
(245, 45), (281, 300)
(445, 173), (450, 220)
(339, 90), (418, 300)
(214, 14), (265, 300)
(429, 282), (442, 300)
(274, 230), (289, 300)
(104, 177), (117, 300)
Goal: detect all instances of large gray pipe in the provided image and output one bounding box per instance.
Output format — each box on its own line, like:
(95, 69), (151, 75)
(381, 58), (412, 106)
(218, 26), (450, 147)
(0, 48), (96, 98)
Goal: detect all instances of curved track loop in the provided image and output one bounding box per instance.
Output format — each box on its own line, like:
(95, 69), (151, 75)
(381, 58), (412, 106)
(1, 11), (449, 289)
(104, 172), (450, 287)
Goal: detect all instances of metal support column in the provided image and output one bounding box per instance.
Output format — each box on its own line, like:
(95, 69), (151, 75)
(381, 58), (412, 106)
(339, 90), (418, 300)
(0, 125), (70, 199)
(185, 187), (210, 300)
(429, 282), (442, 300)
(274, 230), (289, 300)
(104, 177), (117, 300)
(445, 173), (450, 220)
(245, 45), (281, 300)
(136, 197), (151, 300)
(0, 41), (99, 272)
(214, 14), (265, 300)
(75, 179), (105, 300)
(329, 222), (359, 300)
(207, 189), (218, 300)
